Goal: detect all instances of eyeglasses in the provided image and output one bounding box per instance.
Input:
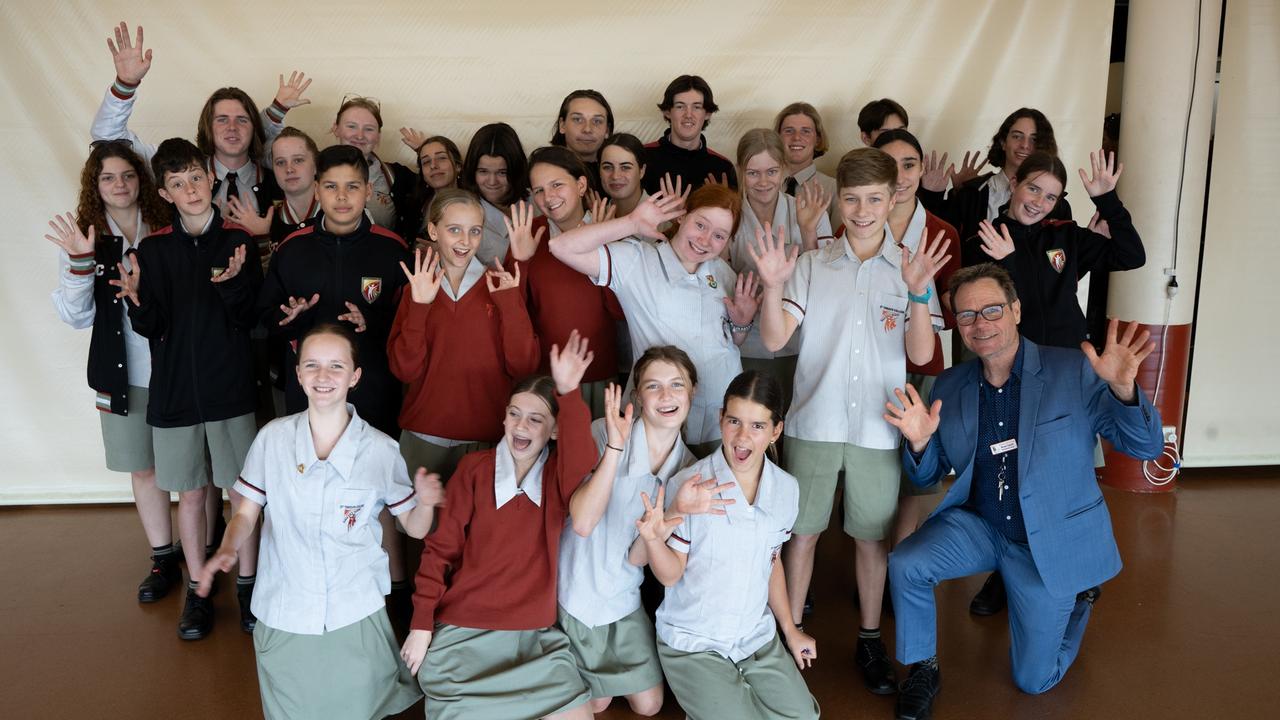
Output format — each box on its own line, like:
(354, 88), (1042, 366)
(955, 303), (1010, 326)
(339, 94), (382, 113)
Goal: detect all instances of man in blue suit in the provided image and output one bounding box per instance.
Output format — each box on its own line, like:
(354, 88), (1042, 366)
(884, 263), (1163, 720)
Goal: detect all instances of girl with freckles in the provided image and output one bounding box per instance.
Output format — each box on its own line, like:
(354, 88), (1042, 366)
(388, 189), (540, 481)
(401, 332), (599, 720)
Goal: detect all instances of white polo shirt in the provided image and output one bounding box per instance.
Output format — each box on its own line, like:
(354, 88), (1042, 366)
(234, 407), (417, 635)
(655, 450), (798, 662)
(596, 239), (741, 444)
(559, 418), (696, 628)
(782, 229), (943, 449)
(728, 194), (832, 359)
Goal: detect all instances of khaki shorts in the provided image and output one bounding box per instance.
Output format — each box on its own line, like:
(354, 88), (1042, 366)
(784, 436), (900, 540)
(99, 386), (155, 473)
(152, 413), (257, 493)
(398, 431), (492, 483)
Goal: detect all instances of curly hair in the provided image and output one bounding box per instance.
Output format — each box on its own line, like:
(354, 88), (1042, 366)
(75, 141), (169, 237)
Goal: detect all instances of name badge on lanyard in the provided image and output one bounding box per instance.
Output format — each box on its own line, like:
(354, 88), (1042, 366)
(990, 439), (1018, 455)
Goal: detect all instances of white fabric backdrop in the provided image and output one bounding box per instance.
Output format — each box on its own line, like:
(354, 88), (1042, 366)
(1, 0), (1115, 503)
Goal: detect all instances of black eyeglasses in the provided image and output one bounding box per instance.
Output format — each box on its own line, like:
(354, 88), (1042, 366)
(955, 303), (1010, 326)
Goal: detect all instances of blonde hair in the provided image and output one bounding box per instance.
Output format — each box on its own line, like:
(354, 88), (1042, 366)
(773, 102), (830, 157)
(736, 128), (786, 169)
(427, 187), (483, 226)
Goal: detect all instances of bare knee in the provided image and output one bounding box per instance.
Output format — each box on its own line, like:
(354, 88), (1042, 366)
(626, 688), (663, 716)
(589, 696), (613, 714)
(177, 488), (207, 511)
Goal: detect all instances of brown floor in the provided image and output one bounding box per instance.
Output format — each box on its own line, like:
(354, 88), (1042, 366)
(2, 467), (1278, 719)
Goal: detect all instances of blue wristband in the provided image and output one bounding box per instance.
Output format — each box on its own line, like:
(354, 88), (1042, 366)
(908, 286), (933, 304)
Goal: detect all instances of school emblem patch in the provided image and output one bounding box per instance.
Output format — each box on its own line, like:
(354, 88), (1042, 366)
(361, 277), (382, 303)
(341, 503), (364, 530)
(1046, 249), (1066, 273)
(705, 274), (718, 289)
(210, 267), (226, 279)
(881, 307), (900, 332)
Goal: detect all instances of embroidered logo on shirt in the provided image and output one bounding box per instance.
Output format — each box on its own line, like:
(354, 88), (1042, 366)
(705, 274), (718, 289)
(341, 503), (364, 530)
(881, 306), (903, 332)
(1046, 249), (1066, 273)
(361, 277), (383, 303)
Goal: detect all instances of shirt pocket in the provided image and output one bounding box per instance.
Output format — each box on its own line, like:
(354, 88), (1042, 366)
(874, 291), (908, 337)
(331, 487), (376, 550)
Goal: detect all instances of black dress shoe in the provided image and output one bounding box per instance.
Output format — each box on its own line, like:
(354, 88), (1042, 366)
(855, 636), (897, 695)
(178, 589), (214, 640)
(969, 572), (1007, 616)
(237, 583), (257, 633)
(137, 554), (181, 603)
(896, 662), (940, 720)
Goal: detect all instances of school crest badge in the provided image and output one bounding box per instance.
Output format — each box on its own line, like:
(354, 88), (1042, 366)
(341, 503), (364, 530)
(881, 307), (900, 332)
(1046, 249), (1066, 273)
(705, 274), (718, 289)
(211, 267), (226, 279)
(361, 277), (382, 303)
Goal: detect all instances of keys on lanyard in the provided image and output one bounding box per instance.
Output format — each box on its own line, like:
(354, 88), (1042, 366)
(989, 439), (1017, 501)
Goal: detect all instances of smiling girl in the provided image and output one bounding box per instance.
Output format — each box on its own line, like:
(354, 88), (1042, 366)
(461, 122), (530, 268)
(331, 96), (418, 237)
(411, 135), (462, 243)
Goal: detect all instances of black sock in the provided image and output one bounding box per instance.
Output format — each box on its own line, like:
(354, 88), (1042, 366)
(236, 574), (255, 587)
(187, 579), (199, 591)
(390, 579), (411, 592)
(859, 627), (881, 640)
(152, 543), (176, 559)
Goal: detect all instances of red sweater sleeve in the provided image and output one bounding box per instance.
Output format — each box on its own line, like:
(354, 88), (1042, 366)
(410, 454), (477, 631)
(554, 388), (597, 505)
(387, 296), (433, 383)
(491, 274), (540, 379)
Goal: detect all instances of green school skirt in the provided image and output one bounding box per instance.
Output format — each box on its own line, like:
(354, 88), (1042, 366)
(419, 623), (590, 720)
(253, 608), (421, 720)
(558, 605), (664, 699)
(657, 633), (820, 720)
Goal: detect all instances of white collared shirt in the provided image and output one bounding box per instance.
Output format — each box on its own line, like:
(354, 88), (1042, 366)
(234, 407), (417, 635)
(656, 450), (798, 661)
(729, 194), (832, 359)
(983, 171), (1012, 222)
(596, 239), (741, 444)
(213, 157), (263, 215)
(366, 154), (396, 228)
(493, 437), (550, 508)
(782, 228), (943, 449)
(559, 418), (696, 628)
(789, 163), (841, 228)
(477, 198), (511, 268)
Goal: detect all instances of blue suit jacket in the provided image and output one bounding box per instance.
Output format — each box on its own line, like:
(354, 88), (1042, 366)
(904, 339), (1164, 598)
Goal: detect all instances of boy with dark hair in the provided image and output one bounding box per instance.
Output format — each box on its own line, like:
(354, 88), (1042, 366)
(641, 74), (737, 193)
(857, 98), (909, 146)
(114, 138), (264, 640)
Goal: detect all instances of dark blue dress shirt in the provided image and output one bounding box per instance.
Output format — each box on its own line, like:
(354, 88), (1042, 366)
(968, 341), (1027, 543)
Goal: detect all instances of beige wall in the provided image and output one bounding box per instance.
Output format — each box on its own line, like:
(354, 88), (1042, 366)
(2, 0), (1118, 502)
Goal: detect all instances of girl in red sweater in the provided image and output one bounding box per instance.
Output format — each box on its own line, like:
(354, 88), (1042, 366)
(387, 188), (540, 480)
(401, 331), (598, 720)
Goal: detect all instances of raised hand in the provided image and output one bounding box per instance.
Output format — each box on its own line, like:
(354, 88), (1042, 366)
(400, 629), (433, 676)
(920, 150), (951, 193)
(1081, 318), (1154, 403)
(602, 383), (635, 450)
(785, 627), (818, 670)
(110, 257), (140, 305)
(705, 172), (731, 188)
(413, 468), (445, 508)
(1086, 211), (1111, 239)
(45, 213), (94, 256)
(399, 248), (444, 305)
(883, 383), (943, 452)
(636, 485), (683, 542)
(210, 245), (248, 283)
(976, 219), (1016, 261)
(503, 200), (545, 262)
(724, 270), (760, 328)
(338, 301), (367, 333)
(671, 473), (737, 516)
(400, 127), (427, 152)
(484, 258), (521, 294)
(225, 195), (273, 237)
(950, 150), (985, 188)
(1079, 149), (1124, 197)
(107, 22), (151, 85)
(629, 190), (686, 240)
(196, 544), (237, 598)
(588, 190), (617, 224)
(549, 329), (594, 394)
(795, 181), (831, 232)
(659, 172), (692, 207)
(746, 222), (798, 290)
(901, 230), (951, 295)
(278, 293), (320, 326)
(273, 71), (312, 111)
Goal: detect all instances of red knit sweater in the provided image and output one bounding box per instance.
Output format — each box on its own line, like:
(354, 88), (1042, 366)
(410, 388), (595, 631)
(515, 217), (623, 382)
(387, 277), (540, 441)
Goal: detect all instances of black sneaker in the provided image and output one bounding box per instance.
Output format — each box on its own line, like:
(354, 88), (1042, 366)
(854, 636), (897, 695)
(137, 554), (181, 603)
(969, 572), (1007, 616)
(236, 582), (257, 633)
(178, 589), (214, 640)
(896, 662), (940, 720)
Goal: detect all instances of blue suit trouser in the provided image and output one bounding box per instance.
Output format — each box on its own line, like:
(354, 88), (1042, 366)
(888, 508), (1094, 694)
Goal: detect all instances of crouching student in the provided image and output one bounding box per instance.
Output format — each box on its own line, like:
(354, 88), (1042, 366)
(400, 332), (598, 720)
(558, 346), (716, 716)
(635, 370), (819, 720)
(199, 323), (441, 720)
(114, 138), (264, 639)
(752, 148), (948, 695)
